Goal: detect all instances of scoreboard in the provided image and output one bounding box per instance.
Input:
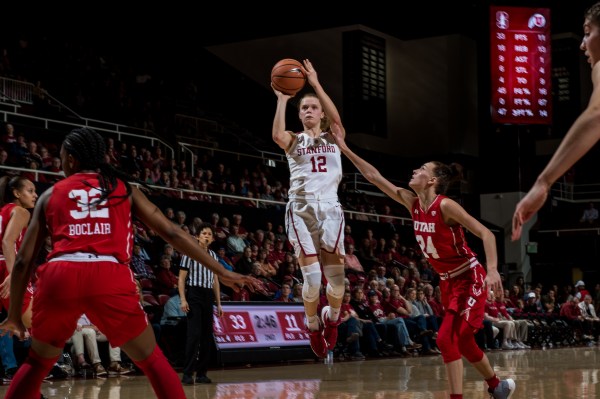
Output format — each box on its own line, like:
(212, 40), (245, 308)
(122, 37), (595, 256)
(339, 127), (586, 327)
(490, 6), (552, 125)
(213, 303), (309, 349)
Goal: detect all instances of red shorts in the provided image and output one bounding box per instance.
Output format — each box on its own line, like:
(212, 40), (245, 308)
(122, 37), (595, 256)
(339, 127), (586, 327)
(439, 263), (487, 330)
(32, 260), (148, 348)
(0, 259), (33, 314)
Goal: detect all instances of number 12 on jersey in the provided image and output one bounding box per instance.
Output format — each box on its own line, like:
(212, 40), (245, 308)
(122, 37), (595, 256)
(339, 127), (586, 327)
(310, 156), (327, 172)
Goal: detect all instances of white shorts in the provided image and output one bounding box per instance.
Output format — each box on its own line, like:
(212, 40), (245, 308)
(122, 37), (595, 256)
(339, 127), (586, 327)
(285, 199), (345, 258)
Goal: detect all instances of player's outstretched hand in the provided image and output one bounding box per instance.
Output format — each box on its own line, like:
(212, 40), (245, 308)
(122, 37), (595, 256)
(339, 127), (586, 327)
(512, 181), (548, 241)
(219, 271), (263, 293)
(302, 59), (318, 87)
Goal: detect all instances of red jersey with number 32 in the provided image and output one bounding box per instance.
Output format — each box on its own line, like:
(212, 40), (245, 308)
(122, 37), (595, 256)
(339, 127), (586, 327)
(45, 173), (133, 264)
(0, 203), (25, 256)
(411, 195), (476, 274)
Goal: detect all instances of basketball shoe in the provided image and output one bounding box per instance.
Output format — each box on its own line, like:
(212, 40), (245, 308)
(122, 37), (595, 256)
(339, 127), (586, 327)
(321, 306), (341, 352)
(306, 318), (327, 358)
(488, 378), (516, 399)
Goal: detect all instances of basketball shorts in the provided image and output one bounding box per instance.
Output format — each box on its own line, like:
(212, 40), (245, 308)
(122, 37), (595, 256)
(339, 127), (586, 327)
(32, 259), (148, 348)
(439, 263), (487, 330)
(285, 199), (345, 258)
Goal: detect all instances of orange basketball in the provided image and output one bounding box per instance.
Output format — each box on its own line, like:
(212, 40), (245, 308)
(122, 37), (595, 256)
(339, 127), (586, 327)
(271, 58), (306, 96)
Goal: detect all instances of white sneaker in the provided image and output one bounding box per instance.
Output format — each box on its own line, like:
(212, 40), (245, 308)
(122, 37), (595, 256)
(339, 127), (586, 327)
(501, 341), (514, 350)
(489, 378), (516, 398)
(513, 341), (525, 349)
(519, 341), (531, 349)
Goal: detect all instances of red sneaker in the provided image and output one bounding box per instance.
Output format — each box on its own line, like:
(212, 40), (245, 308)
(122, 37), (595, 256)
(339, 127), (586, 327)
(321, 306), (341, 351)
(307, 320), (328, 358)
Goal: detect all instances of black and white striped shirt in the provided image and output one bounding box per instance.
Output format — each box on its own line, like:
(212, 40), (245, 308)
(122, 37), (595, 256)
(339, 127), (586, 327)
(179, 249), (218, 288)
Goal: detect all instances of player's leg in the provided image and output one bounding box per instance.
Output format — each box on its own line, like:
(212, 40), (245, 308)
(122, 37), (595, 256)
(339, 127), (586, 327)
(4, 263), (78, 399)
(88, 262), (185, 399)
(297, 252), (326, 357)
(319, 202), (346, 352)
(436, 311), (464, 396)
(286, 202), (327, 357)
(121, 326), (186, 399)
(321, 251), (344, 351)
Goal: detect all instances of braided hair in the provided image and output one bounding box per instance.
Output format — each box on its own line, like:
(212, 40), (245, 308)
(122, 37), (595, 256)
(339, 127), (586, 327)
(63, 127), (133, 204)
(431, 161), (463, 195)
(585, 2), (600, 27)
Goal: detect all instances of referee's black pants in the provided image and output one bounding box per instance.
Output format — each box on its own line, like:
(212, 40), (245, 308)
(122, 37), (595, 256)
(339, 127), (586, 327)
(182, 286), (214, 377)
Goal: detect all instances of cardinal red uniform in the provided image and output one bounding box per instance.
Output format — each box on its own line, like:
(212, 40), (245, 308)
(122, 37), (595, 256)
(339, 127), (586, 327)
(32, 173), (147, 348)
(412, 195), (486, 329)
(0, 203), (33, 313)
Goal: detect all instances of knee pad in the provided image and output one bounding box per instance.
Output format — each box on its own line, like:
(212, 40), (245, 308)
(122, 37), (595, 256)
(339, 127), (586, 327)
(323, 264), (345, 300)
(437, 312), (461, 363)
(301, 263), (322, 303)
(458, 321), (484, 363)
(437, 329), (460, 362)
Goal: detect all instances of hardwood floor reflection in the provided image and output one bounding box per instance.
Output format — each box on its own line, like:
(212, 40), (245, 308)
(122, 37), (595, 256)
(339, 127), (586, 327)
(1, 346), (598, 398)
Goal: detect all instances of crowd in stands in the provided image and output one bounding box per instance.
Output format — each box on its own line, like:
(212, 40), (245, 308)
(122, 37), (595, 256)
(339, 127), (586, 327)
(0, 119), (409, 226)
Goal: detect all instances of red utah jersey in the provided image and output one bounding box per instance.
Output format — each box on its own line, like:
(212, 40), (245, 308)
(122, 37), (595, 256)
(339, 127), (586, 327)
(45, 173), (133, 264)
(411, 195), (477, 274)
(0, 203), (25, 255)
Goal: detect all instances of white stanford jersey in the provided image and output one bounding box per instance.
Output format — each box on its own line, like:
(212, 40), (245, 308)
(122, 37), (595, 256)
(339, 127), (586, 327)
(286, 131), (342, 200)
(411, 195), (477, 274)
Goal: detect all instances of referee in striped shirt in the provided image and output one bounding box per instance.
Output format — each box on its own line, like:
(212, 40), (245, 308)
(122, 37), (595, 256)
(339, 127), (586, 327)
(178, 222), (223, 385)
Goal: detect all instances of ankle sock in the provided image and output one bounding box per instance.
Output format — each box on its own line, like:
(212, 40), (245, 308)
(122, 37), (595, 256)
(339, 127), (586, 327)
(486, 374), (500, 391)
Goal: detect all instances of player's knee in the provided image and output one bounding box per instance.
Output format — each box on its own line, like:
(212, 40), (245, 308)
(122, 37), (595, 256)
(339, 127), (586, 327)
(326, 282), (344, 300)
(301, 263), (322, 303)
(458, 336), (484, 363)
(323, 265), (345, 300)
(436, 329), (451, 352)
(302, 281), (320, 303)
(326, 283), (344, 300)
(436, 330), (459, 363)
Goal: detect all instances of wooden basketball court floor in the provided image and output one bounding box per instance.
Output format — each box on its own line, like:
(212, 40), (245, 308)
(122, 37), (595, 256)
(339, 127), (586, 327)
(1, 346), (598, 398)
